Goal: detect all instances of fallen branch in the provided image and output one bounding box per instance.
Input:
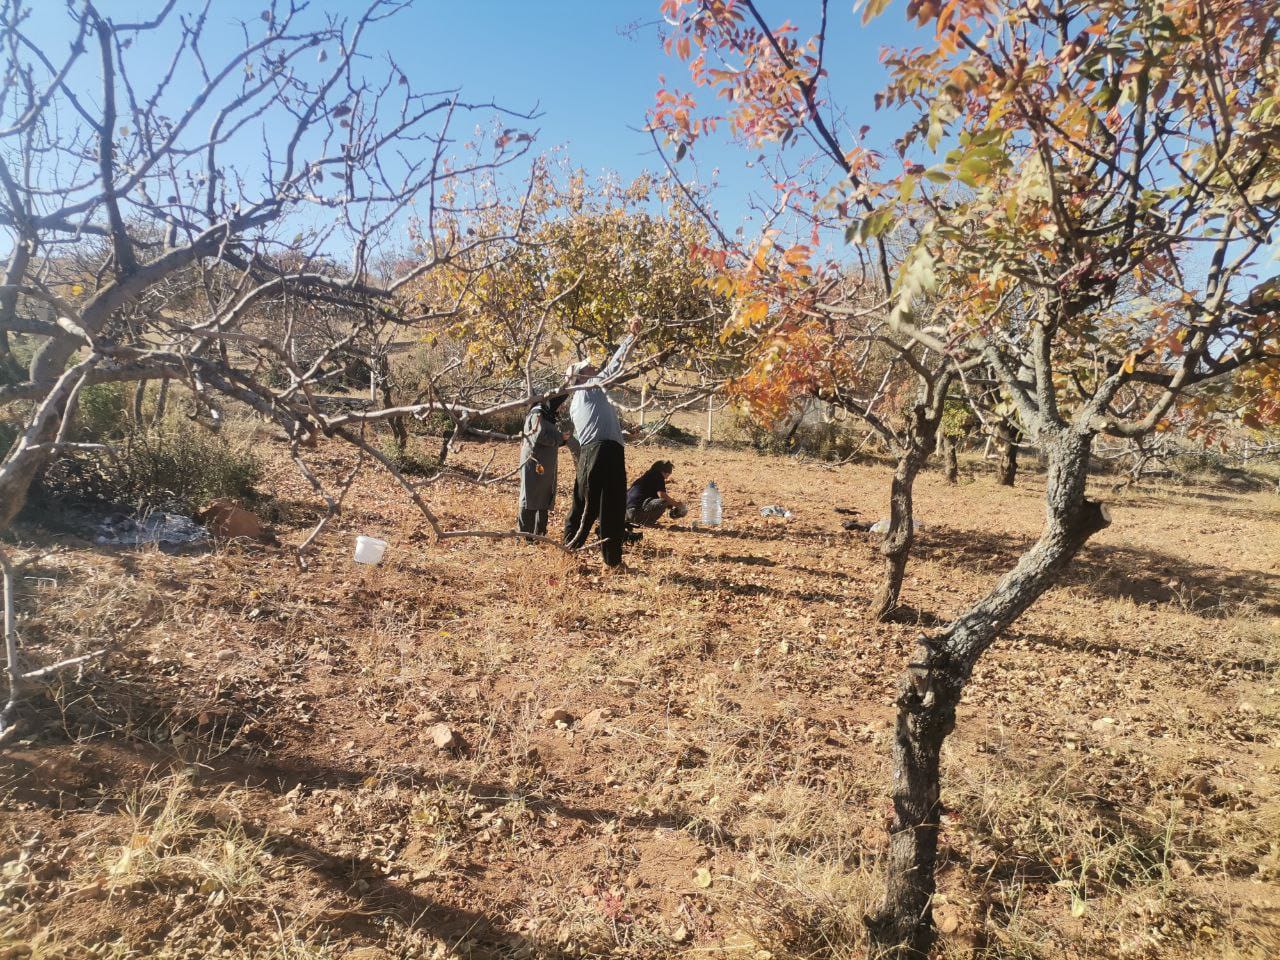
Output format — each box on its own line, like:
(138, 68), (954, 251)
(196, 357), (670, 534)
(0, 545), (17, 735)
(21, 649), (106, 682)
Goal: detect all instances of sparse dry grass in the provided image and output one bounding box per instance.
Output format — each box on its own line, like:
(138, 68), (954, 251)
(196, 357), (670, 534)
(1, 435), (1276, 959)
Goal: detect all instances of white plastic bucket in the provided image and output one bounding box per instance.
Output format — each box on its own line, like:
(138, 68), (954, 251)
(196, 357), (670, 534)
(353, 535), (388, 565)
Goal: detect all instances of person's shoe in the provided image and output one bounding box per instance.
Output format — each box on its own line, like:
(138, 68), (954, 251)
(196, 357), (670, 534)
(624, 530), (643, 544)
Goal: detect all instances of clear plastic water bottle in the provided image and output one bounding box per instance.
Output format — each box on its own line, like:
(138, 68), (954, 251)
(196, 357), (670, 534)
(700, 481), (722, 526)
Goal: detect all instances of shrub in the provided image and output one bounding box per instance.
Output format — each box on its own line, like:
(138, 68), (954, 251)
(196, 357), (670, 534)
(379, 435), (439, 477)
(470, 406), (525, 435)
(649, 419), (698, 444)
(728, 408), (870, 462)
(0, 334), (37, 388)
(413, 407), (526, 438)
(35, 423), (261, 514)
(0, 352), (23, 389)
(74, 382), (133, 441)
(0, 416), (17, 457)
(413, 410), (455, 437)
(940, 397), (978, 440)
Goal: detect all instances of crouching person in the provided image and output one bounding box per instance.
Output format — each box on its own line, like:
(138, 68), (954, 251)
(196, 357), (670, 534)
(626, 460), (686, 526)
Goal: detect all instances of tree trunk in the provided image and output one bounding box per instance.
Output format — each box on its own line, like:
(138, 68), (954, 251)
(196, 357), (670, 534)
(872, 447), (924, 621)
(942, 438), (958, 484)
(131, 379), (147, 425)
(0, 355), (82, 529)
(784, 411), (804, 451)
(374, 355), (407, 454)
(996, 420), (1019, 486)
(872, 395), (946, 622)
(153, 376), (170, 427)
(866, 634), (960, 959)
(867, 428), (1111, 958)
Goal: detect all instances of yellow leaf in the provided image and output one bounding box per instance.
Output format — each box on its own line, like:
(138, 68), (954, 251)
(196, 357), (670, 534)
(71, 283), (84, 296)
(109, 848), (133, 876)
(693, 866), (713, 888)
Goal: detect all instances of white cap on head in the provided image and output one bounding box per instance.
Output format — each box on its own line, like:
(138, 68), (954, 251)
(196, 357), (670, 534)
(565, 359), (593, 379)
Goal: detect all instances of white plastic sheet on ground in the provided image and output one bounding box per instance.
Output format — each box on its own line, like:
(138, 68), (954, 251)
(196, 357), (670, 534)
(94, 512), (209, 547)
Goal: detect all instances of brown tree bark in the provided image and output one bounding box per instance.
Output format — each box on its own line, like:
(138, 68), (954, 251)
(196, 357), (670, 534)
(872, 446), (924, 621)
(872, 401), (942, 622)
(996, 419), (1020, 486)
(866, 428), (1111, 958)
(372, 355), (408, 454)
(153, 376), (170, 427)
(942, 437), (958, 484)
(131, 379), (147, 424)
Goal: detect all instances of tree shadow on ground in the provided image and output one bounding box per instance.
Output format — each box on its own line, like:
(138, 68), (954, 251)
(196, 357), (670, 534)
(881, 605), (948, 628)
(1007, 628), (1279, 676)
(938, 757), (1280, 955)
(660, 570), (848, 605)
(784, 563), (854, 580)
(0, 741), (550, 959)
(677, 525), (844, 545)
(1109, 489), (1280, 522)
(692, 552), (779, 567)
(1, 677), (729, 959)
(916, 526), (1280, 617)
(245, 822), (538, 958)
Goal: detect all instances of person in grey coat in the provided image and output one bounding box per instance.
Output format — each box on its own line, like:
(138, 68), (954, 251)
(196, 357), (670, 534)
(562, 317), (641, 567)
(518, 395), (569, 536)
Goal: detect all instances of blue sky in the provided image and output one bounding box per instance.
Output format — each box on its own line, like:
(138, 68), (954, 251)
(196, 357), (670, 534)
(381, 0), (925, 234)
(19, 0), (926, 239)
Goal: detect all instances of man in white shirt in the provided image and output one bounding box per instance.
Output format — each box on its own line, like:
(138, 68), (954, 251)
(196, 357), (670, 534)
(562, 318), (641, 567)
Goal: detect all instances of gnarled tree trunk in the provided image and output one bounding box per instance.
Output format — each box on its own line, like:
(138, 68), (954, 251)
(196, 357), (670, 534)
(374, 355), (408, 454)
(867, 427), (1111, 958)
(941, 437), (958, 484)
(873, 446), (925, 621)
(996, 419), (1020, 486)
(131, 379), (147, 424)
(872, 402), (942, 622)
(153, 376), (170, 427)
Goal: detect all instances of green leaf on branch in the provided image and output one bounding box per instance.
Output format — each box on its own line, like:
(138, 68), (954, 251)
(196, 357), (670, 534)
(957, 156), (993, 187)
(846, 207), (895, 245)
(927, 116), (944, 151)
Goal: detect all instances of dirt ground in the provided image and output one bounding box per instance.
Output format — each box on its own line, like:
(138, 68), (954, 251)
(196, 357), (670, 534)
(2, 430), (1278, 960)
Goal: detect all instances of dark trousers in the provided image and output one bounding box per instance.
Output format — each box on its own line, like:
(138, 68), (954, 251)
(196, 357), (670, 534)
(563, 439), (626, 566)
(626, 498), (667, 526)
(518, 508), (548, 536)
